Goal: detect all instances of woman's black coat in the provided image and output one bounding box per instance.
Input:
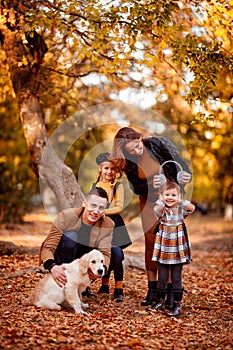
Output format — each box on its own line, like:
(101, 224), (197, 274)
(124, 137), (192, 196)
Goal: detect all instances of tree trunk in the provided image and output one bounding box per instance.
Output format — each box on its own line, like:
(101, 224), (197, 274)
(0, 3), (84, 210)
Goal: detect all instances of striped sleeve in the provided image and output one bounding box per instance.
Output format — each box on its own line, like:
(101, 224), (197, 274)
(154, 199), (165, 221)
(180, 200), (195, 216)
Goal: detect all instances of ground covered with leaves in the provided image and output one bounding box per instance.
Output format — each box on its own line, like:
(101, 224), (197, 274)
(0, 213), (232, 349)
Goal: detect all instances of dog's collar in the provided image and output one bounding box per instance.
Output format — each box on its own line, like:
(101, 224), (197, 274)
(88, 268), (100, 281)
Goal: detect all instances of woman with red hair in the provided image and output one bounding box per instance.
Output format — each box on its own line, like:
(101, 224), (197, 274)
(110, 127), (192, 306)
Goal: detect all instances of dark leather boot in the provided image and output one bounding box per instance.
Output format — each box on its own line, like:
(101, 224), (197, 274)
(81, 286), (96, 297)
(165, 283), (174, 310)
(167, 289), (183, 317)
(113, 288), (123, 302)
(167, 301), (181, 317)
(141, 281), (157, 306)
(98, 285), (110, 294)
(146, 289), (166, 311)
(146, 298), (165, 311)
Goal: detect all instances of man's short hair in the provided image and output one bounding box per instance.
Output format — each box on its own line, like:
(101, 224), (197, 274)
(86, 187), (108, 201)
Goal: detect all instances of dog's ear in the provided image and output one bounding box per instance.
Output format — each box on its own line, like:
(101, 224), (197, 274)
(79, 254), (88, 275)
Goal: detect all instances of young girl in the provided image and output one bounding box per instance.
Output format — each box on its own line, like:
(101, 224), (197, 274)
(92, 152), (131, 302)
(148, 181), (195, 317)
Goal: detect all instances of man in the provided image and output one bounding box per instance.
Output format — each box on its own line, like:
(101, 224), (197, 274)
(39, 187), (114, 288)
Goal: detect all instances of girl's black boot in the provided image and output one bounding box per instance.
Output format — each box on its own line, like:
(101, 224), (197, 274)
(167, 301), (182, 317)
(165, 283), (174, 310)
(167, 289), (183, 317)
(146, 289), (166, 311)
(113, 288), (123, 302)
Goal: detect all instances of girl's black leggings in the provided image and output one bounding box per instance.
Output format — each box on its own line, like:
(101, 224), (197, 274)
(157, 263), (183, 290)
(104, 246), (124, 281)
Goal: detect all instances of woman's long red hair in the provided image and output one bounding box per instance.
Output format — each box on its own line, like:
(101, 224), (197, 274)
(109, 127), (142, 172)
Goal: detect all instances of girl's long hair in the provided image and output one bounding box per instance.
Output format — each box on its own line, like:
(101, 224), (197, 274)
(109, 127), (142, 172)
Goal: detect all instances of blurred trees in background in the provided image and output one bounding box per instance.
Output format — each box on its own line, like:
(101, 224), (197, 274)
(0, 98), (38, 222)
(0, 0), (232, 222)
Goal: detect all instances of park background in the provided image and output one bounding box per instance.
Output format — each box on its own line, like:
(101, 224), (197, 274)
(0, 1), (232, 349)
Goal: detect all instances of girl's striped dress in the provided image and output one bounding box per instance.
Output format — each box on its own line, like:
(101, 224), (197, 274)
(152, 199), (195, 265)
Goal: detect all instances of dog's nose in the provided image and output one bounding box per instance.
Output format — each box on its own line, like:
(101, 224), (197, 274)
(97, 269), (103, 275)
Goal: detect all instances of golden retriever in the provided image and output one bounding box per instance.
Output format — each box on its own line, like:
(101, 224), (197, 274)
(26, 249), (105, 314)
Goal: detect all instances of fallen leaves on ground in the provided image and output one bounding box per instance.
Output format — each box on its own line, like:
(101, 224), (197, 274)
(0, 213), (232, 349)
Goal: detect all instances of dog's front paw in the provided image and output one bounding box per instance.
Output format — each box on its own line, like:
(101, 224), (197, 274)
(75, 309), (89, 315)
(81, 302), (89, 309)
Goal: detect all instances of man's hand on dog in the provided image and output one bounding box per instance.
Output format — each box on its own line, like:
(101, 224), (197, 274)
(50, 265), (67, 287)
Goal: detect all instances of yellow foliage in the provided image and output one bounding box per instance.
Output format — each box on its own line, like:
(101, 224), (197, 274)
(159, 40), (167, 49)
(13, 155), (20, 167)
(211, 135), (223, 150)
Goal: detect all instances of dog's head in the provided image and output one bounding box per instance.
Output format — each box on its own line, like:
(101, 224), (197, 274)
(79, 249), (105, 278)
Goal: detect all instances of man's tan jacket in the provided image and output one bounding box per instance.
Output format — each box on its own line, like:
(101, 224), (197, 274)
(39, 207), (114, 269)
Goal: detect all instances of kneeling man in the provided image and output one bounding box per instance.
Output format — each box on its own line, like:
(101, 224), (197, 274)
(40, 187), (114, 288)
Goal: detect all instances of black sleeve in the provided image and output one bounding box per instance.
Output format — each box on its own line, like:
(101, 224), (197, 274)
(147, 137), (192, 193)
(157, 137), (192, 175)
(44, 259), (56, 271)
